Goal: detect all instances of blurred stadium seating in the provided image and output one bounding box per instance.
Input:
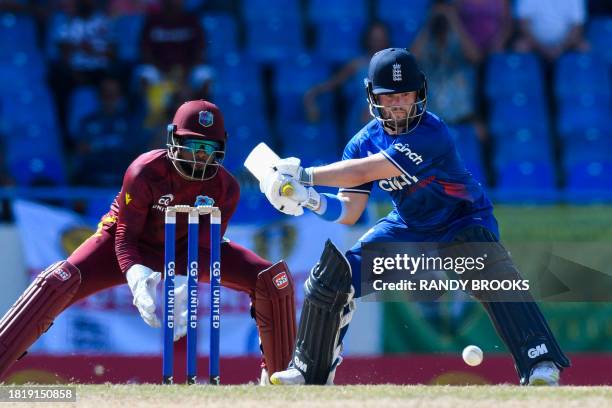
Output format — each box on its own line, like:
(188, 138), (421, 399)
(377, 0), (430, 46)
(200, 13), (239, 60)
(0, 13), (38, 57)
(448, 125), (485, 184)
(308, 0), (367, 22)
(485, 53), (546, 101)
(555, 53), (611, 137)
(0, 1), (609, 210)
(587, 17), (612, 64)
(273, 53), (333, 122)
(113, 14), (145, 63)
(245, 16), (305, 63)
(68, 86), (100, 140)
(281, 121), (341, 165)
(565, 160), (612, 200)
(312, 19), (366, 63)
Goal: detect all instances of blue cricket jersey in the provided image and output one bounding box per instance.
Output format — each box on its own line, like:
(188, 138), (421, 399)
(340, 112), (494, 232)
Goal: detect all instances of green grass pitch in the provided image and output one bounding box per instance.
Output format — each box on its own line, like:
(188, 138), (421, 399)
(36, 384), (612, 408)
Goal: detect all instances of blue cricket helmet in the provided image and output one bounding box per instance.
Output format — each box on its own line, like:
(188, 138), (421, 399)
(364, 48), (428, 134)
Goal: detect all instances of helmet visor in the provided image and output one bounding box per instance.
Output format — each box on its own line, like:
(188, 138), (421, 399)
(181, 139), (223, 160)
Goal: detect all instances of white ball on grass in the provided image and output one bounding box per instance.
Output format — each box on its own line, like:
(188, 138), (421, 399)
(462, 345), (483, 366)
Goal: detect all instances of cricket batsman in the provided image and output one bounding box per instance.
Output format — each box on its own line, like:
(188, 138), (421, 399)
(0, 100), (296, 384)
(258, 48), (570, 386)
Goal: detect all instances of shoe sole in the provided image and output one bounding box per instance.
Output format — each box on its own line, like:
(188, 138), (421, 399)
(529, 377), (559, 386)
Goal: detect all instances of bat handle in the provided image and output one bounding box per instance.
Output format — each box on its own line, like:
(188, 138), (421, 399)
(280, 182), (294, 197)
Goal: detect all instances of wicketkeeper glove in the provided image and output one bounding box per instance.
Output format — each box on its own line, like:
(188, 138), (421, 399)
(126, 264), (162, 328)
(172, 275), (189, 342)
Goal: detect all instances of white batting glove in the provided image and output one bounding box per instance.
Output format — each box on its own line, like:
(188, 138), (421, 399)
(172, 275), (189, 342)
(270, 157), (314, 186)
(126, 264), (162, 328)
(262, 171), (322, 216)
(262, 172), (304, 216)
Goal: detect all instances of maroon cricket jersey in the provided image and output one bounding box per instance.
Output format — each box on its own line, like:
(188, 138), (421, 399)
(108, 149), (239, 273)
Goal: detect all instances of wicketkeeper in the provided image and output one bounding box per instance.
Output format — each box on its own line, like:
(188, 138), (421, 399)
(0, 100), (297, 384)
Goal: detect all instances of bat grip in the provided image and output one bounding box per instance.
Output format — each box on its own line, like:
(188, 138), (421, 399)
(280, 182), (294, 197)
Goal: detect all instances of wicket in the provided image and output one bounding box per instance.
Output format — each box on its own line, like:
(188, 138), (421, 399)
(162, 205), (221, 385)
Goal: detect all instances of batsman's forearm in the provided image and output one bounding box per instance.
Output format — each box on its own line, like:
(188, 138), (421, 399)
(310, 159), (369, 188)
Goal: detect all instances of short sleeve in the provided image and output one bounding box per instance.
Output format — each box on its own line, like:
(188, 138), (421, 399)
(339, 138), (373, 195)
(381, 124), (453, 180)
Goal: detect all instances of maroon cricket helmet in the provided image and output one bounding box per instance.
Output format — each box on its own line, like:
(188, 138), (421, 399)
(171, 99), (227, 142)
(167, 100), (227, 181)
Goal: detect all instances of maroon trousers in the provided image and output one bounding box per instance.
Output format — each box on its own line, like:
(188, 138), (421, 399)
(67, 226), (272, 306)
(0, 226), (296, 380)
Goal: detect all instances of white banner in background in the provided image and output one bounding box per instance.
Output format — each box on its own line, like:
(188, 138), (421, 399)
(12, 200), (380, 356)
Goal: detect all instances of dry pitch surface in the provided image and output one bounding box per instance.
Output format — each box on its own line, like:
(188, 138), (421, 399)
(3, 385), (610, 408)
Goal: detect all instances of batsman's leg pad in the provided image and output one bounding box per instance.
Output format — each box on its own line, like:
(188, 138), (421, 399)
(254, 261), (297, 376)
(0, 260), (81, 380)
(293, 239), (353, 384)
(452, 226), (571, 384)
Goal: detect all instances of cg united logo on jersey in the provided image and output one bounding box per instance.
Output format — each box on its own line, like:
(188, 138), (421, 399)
(199, 110), (214, 127)
(153, 194), (174, 212)
(273, 272), (289, 289)
(158, 194), (174, 206)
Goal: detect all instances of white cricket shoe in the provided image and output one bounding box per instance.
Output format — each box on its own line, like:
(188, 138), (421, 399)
(270, 367), (305, 385)
(260, 368), (271, 386)
(270, 356), (342, 385)
(528, 360), (560, 386)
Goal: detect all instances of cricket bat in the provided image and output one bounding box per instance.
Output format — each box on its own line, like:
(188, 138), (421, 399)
(244, 142), (294, 196)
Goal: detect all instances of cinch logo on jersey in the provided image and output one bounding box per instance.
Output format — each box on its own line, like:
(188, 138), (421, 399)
(528, 344), (548, 359)
(273, 272), (289, 289)
(378, 173), (419, 192)
(153, 194), (175, 212)
(393, 143), (423, 165)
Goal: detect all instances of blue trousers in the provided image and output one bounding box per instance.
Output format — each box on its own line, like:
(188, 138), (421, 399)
(342, 211), (570, 384)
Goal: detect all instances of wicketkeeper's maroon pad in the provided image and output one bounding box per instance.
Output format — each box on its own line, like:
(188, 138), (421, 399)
(253, 261), (297, 376)
(0, 260), (81, 380)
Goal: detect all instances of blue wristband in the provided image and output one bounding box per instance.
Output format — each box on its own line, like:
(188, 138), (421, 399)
(313, 193), (345, 222)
